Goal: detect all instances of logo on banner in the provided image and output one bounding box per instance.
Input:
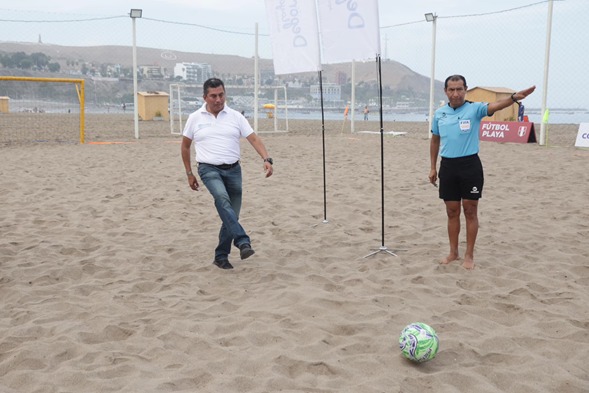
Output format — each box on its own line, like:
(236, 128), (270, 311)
(276, 1), (307, 47)
(334, 0), (366, 29)
(317, 0), (380, 64)
(265, 0), (321, 75)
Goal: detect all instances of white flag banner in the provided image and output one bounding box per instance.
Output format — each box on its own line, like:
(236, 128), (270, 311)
(265, 0), (321, 75)
(317, 0), (381, 64)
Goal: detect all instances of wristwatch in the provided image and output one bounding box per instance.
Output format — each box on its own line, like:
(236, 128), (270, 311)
(263, 157), (273, 165)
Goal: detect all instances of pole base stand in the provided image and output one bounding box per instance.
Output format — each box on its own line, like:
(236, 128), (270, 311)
(363, 245), (406, 258)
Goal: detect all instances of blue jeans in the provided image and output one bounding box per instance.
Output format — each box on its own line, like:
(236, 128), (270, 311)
(197, 163), (250, 260)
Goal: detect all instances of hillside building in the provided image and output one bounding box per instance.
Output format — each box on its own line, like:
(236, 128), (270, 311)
(139, 65), (166, 79)
(310, 83), (342, 102)
(173, 63), (212, 83)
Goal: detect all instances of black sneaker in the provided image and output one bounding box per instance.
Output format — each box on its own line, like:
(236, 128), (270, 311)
(213, 259), (234, 269)
(239, 243), (255, 260)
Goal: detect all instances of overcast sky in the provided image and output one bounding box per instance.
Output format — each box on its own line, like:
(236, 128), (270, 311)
(2, 0), (550, 24)
(1, 0), (587, 110)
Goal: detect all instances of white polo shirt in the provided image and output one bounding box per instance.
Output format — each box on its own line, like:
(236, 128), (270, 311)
(182, 103), (254, 165)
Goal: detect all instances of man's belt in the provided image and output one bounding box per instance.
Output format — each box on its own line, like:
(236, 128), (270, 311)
(199, 161), (240, 170)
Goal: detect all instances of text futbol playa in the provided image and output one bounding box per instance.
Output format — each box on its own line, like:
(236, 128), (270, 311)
(479, 121), (537, 144)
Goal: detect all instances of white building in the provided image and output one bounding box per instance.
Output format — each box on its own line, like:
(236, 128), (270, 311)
(310, 83), (342, 102)
(139, 65), (166, 79)
(174, 63), (212, 83)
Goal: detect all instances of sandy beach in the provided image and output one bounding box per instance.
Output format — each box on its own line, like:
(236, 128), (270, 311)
(1, 116), (588, 392)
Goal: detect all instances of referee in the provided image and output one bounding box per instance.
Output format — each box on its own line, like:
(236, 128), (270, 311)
(429, 75), (535, 269)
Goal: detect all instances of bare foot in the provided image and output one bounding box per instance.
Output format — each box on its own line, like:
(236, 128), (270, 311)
(462, 256), (475, 270)
(440, 253), (459, 265)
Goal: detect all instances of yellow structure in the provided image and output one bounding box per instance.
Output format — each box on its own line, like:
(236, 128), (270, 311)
(466, 87), (518, 122)
(0, 76), (85, 143)
(0, 96), (9, 113)
(137, 91), (169, 121)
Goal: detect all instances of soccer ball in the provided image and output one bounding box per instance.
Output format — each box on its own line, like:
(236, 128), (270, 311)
(399, 322), (439, 363)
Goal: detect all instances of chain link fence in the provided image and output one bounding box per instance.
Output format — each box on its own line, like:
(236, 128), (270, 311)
(0, 1), (586, 146)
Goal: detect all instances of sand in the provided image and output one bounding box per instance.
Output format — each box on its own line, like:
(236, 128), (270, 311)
(1, 116), (588, 392)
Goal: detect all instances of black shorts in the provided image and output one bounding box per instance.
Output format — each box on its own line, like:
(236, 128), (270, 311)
(439, 154), (484, 201)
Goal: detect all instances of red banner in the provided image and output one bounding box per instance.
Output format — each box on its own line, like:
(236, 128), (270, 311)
(479, 121), (537, 143)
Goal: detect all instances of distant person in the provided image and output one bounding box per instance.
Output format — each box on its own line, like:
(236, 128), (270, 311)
(122, 103), (126, 112)
(181, 78), (274, 270)
(518, 102), (525, 122)
(428, 74), (535, 270)
(344, 104), (350, 120)
(363, 105), (369, 121)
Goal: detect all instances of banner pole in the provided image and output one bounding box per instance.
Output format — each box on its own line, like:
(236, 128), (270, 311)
(254, 23), (259, 132)
(319, 70), (328, 224)
(364, 55), (405, 258)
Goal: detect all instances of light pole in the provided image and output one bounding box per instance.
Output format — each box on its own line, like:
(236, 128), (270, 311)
(130, 9), (142, 139)
(425, 12), (437, 139)
(540, 0), (554, 146)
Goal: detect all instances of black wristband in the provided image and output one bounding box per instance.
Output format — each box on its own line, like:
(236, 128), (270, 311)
(511, 93), (518, 103)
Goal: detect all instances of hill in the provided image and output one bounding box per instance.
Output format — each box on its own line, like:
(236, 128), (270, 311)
(0, 41), (445, 104)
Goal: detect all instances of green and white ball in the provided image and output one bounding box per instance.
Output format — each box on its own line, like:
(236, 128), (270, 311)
(399, 322), (439, 363)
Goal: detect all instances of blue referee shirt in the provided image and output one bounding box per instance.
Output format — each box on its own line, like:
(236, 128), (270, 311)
(432, 101), (489, 158)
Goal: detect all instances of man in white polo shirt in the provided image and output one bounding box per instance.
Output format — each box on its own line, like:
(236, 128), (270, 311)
(181, 78), (273, 270)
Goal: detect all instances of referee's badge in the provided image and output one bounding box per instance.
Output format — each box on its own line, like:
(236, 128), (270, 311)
(459, 119), (471, 133)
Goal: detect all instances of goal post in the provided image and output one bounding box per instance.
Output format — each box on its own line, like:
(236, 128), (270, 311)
(0, 76), (85, 144)
(257, 85), (289, 134)
(169, 83), (202, 136)
(169, 83), (289, 135)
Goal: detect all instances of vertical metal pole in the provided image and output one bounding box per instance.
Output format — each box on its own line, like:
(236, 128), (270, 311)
(362, 56), (404, 258)
(427, 15), (437, 139)
(254, 23), (259, 132)
(378, 56), (385, 247)
(169, 83), (174, 133)
(132, 16), (139, 139)
(351, 59), (356, 133)
(319, 71), (328, 223)
(284, 86), (288, 132)
(274, 88), (278, 132)
(79, 80), (85, 144)
(177, 85), (183, 131)
(540, 0), (554, 146)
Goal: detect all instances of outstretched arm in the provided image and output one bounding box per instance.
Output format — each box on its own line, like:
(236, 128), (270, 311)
(487, 85), (536, 116)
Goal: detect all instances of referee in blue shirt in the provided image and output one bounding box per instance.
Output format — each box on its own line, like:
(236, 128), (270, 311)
(429, 75), (535, 270)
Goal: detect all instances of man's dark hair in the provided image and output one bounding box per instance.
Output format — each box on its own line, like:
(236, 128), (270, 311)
(444, 75), (467, 89)
(203, 78), (225, 95)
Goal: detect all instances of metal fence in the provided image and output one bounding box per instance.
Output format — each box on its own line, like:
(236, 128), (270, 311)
(0, 0), (587, 146)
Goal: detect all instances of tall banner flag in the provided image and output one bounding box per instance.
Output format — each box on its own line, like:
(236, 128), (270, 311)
(265, 0), (321, 75)
(317, 0), (381, 64)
